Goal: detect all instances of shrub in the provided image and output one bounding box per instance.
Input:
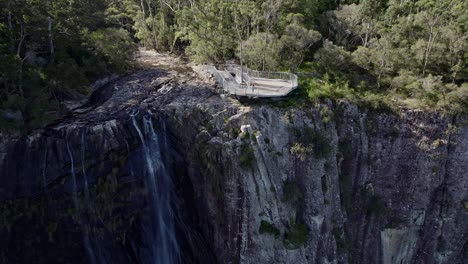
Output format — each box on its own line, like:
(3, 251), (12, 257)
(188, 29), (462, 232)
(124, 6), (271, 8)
(295, 127), (332, 159)
(282, 181), (304, 207)
(290, 142), (313, 161)
(284, 220), (308, 249)
(332, 227), (352, 253)
(462, 200), (468, 212)
(239, 141), (255, 169)
(361, 188), (387, 217)
(320, 105), (334, 124)
(90, 28), (136, 73)
(259, 220), (280, 239)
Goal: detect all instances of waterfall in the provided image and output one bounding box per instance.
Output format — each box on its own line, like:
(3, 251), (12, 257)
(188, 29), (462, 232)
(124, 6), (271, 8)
(66, 133), (98, 264)
(66, 139), (79, 212)
(132, 113), (181, 264)
(81, 131), (91, 202)
(41, 147), (48, 191)
(80, 130), (104, 264)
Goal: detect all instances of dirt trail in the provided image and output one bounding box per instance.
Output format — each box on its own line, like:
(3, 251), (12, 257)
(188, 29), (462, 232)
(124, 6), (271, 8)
(136, 49), (194, 75)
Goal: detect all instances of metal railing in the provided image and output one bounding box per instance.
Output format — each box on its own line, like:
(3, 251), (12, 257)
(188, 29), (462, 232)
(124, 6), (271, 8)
(205, 65), (298, 97)
(230, 67), (251, 86)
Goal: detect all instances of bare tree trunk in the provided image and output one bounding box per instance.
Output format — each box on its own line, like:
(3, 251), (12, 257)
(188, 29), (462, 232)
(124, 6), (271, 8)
(234, 1), (244, 83)
(47, 16), (54, 56)
(364, 22), (370, 47)
(145, 0), (159, 49)
(16, 23), (25, 97)
(140, 0), (149, 49)
(18, 65), (24, 97)
(262, 0), (282, 71)
(423, 21), (438, 75)
(17, 23), (26, 56)
(159, 0), (175, 12)
(7, 6), (14, 53)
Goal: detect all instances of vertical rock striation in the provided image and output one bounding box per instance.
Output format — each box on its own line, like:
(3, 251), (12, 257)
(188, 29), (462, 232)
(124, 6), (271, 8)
(0, 60), (466, 263)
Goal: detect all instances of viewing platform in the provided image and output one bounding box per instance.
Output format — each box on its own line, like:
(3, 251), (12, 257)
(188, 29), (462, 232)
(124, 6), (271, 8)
(205, 65), (298, 98)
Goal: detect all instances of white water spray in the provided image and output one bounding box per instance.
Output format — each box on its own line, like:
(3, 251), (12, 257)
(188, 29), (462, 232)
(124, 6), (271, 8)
(132, 113), (181, 264)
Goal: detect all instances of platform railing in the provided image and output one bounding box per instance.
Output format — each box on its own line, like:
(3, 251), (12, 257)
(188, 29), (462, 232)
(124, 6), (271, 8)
(205, 65), (298, 97)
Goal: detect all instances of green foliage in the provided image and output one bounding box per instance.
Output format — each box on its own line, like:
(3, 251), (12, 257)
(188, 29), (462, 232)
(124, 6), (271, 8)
(462, 200), (468, 212)
(283, 219), (308, 249)
(360, 188), (387, 217)
(0, 0), (138, 130)
(294, 127), (332, 159)
(287, 0), (468, 112)
(90, 28), (136, 73)
(303, 75), (359, 104)
(279, 14), (322, 70)
(242, 33), (282, 71)
(290, 142), (313, 161)
(1, 0), (467, 132)
(239, 135), (255, 169)
(259, 220), (280, 239)
(332, 227), (352, 253)
(319, 105), (334, 124)
(177, 0), (238, 63)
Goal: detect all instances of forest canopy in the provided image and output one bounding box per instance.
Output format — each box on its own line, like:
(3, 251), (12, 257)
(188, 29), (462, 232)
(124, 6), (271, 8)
(1, 0), (467, 130)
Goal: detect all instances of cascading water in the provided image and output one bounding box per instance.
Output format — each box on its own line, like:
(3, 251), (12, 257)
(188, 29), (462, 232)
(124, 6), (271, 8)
(79, 130), (104, 264)
(66, 132), (98, 264)
(41, 147), (48, 191)
(66, 137), (79, 216)
(80, 131), (91, 205)
(132, 113), (181, 264)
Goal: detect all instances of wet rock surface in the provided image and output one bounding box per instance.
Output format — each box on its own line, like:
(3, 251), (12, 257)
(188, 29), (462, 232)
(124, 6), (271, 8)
(0, 51), (466, 264)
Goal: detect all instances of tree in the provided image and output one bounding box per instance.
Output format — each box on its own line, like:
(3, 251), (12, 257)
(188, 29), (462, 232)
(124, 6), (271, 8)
(243, 33), (281, 70)
(280, 14), (321, 70)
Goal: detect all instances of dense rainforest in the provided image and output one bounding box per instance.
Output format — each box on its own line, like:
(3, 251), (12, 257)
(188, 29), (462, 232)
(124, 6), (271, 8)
(0, 0), (467, 131)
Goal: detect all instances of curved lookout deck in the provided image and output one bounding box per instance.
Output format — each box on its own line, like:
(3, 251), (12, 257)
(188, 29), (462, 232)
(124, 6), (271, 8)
(206, 65), (298, 97)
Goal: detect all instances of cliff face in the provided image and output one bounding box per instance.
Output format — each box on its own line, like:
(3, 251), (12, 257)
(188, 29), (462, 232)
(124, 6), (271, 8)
(0, 54), (466, 264)
(168, 96), (467, 264)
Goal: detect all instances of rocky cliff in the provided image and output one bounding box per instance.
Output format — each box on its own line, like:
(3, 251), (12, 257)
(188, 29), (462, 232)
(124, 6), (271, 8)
(0, 52), (466, 264)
